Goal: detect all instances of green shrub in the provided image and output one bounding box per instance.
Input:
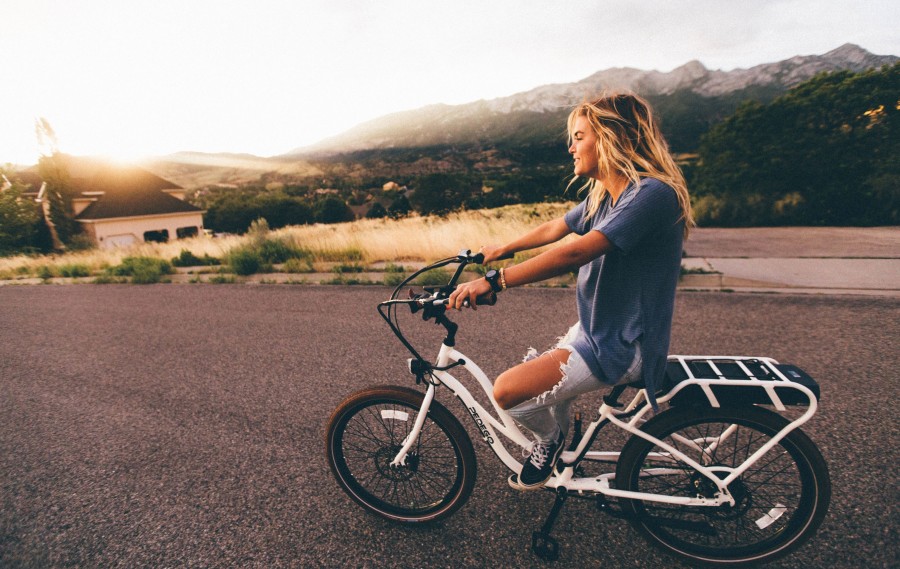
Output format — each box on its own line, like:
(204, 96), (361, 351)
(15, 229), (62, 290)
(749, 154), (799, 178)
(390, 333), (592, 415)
(58, 264), (91, 278)
(414, 268), (451, 286)
(37, 265), (56, 280)
(171, 249), (221, 267)
(256, 238), (305, 264)
(108, 256), (174, 284)
(383, 272), (406, 287)
(226, 236), (310, 275)
(282, 258), (314, 273)
(384, 263), (406, 273)
(333, 263), (364, 274)
(227, 248), (261, 276)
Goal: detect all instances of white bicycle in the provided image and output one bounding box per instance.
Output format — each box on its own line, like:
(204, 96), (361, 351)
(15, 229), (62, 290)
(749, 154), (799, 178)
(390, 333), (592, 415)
(325, 250), (831, 566)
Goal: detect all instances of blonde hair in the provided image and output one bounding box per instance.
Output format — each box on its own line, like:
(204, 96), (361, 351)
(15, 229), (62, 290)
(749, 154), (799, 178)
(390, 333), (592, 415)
(567, 93), (695, 237)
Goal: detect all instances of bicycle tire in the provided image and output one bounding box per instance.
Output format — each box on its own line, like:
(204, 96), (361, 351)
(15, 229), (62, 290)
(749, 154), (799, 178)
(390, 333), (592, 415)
(325, 385), (477, 523)
(615, 405), (830, 567)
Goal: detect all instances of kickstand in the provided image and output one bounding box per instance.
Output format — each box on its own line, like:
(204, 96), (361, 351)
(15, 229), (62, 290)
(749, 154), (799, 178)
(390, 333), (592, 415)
(532, 487), (568, 561)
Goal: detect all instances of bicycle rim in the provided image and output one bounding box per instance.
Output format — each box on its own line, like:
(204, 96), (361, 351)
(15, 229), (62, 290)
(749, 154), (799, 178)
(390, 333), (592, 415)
(616, 405), (829, 566)
(326, 387), (476, 523)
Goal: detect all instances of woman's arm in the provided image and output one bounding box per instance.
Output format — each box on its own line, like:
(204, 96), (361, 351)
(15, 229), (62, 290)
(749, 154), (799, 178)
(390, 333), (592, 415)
(449, 229), (613, 310)
(482, 218), (572, 262)
(504, 230), (612, 286)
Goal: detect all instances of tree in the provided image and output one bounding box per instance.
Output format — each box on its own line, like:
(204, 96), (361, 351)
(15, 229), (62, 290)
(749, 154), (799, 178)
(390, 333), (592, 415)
(0, 176), (41, 254)
(35, 120), (81, 246)
(366, 202), (387, 219)
(409, 173), (478, 215)
(254, 192), (313, 229)
(693, 64), (899, 226)
(388, 194), (411, 218)
(315, 195), (354, 224)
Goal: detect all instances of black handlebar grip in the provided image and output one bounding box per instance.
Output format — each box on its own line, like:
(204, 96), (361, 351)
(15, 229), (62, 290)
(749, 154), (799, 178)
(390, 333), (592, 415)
(472, 252), (485, 265)
(475, 292), (497, 306)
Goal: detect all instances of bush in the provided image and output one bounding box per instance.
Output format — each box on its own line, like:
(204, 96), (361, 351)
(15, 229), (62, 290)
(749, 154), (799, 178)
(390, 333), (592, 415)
(37, 265), (56, 280)
(257, 238), (304, 264)
(226, 236), (310, 275)
(171, 249), (221, 267)
(108, 256), (174, 284)
(227, 248), (261, 276)
(58, 264), (91, 278)
(383, 272), (406, 287)
(282, 258), (314, 273)
(414, 268), (452, 286)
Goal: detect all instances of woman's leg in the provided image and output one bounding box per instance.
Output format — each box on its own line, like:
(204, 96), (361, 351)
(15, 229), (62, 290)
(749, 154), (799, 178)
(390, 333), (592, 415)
(494, 348), (601, 443)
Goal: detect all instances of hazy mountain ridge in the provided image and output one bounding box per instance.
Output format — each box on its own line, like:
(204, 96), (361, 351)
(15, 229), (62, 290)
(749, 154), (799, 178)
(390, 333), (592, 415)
(294, 44), (896, 156)
(141, 44), (896, 189)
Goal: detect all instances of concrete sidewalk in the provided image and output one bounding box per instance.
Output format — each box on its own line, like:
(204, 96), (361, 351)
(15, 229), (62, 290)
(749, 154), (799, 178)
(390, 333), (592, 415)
(679, 227), (900, 296)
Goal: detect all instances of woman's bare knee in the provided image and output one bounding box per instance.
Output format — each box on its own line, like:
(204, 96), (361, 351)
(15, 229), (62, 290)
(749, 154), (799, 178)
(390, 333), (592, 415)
(493, 373), (518, 410)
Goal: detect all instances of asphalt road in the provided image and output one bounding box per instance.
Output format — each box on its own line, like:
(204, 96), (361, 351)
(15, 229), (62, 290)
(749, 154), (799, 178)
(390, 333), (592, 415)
(1, 285), (898, 568)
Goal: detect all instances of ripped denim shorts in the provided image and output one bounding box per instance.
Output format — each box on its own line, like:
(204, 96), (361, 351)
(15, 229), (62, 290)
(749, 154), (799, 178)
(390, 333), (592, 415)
(507, 324), (642, 442)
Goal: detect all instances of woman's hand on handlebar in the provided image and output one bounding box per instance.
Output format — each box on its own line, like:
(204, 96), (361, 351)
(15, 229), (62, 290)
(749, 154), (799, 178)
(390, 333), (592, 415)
(479, 244), (511, 264)
(448, 277), (493, 311)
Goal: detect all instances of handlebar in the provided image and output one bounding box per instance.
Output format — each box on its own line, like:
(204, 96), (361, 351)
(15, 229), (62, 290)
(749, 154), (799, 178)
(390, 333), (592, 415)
(388, 248), (487, 302)
(378, 248), (495, 362)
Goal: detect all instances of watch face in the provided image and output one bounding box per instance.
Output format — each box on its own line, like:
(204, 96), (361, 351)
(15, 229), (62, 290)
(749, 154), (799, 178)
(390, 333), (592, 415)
(485, 269), (501, 292)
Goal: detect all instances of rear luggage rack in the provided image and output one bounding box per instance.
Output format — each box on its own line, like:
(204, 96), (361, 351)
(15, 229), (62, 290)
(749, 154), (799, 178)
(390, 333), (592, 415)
(662, 356), (820, 409)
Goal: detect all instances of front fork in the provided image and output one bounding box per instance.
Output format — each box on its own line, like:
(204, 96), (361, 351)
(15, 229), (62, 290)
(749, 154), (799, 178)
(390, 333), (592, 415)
(390, 383), (436, 467)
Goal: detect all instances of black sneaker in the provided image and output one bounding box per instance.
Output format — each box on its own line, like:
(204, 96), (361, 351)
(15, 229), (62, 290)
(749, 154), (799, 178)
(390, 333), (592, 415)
(514, 432), (565, 490)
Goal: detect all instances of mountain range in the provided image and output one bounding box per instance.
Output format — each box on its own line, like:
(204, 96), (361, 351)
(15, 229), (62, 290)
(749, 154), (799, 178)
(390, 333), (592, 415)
(289, 44), (895, 157)
(146, 44), (896, 189)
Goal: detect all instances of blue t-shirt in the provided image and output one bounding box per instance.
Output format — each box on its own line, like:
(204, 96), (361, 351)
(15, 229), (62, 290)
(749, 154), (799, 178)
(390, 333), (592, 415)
(563, 177), (684, 409)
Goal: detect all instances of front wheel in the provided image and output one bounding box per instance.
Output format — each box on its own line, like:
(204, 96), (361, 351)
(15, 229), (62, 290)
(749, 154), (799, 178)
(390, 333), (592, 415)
(615, 405), (830, 567)
(325, 385), (477, 523)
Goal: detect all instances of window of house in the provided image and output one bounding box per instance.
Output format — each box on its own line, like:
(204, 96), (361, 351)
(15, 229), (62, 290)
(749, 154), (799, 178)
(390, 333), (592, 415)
(177, 226), (199, 239)
(143, 229), (169, 243)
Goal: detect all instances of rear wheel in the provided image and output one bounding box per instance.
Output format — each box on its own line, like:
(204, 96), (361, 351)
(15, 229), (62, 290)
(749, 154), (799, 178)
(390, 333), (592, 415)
(325, 386), (477, 523)
(616, 405), (830, 566)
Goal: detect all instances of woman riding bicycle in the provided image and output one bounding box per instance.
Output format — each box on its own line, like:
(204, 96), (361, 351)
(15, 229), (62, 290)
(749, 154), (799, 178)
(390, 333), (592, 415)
(448, 92), (695, 490)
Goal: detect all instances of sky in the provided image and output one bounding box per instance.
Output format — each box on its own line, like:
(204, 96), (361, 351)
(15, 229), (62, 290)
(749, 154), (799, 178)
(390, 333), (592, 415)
(1, 0), (897, 165)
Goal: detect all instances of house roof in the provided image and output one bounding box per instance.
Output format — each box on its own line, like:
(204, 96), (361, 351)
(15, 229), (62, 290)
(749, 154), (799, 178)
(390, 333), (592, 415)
(6, 171), (44, 195)
(21, 156), (202, 220)
(73, 163), (201, 220)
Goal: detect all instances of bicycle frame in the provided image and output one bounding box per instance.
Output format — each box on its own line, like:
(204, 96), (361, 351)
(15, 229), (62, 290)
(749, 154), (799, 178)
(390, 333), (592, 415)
(392, 341), (819, 508)
(381, 250), (820, 508)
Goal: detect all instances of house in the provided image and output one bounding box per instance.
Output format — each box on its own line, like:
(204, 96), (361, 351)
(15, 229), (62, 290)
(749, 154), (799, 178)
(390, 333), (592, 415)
(13, 156), (205, 249)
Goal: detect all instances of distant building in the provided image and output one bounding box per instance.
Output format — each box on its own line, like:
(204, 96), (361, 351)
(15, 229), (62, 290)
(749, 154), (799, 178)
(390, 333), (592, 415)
(12, 156), (205, 249)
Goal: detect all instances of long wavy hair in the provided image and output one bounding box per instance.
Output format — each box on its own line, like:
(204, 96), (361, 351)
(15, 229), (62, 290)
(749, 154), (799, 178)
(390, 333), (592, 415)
(567, 93), (695, 236)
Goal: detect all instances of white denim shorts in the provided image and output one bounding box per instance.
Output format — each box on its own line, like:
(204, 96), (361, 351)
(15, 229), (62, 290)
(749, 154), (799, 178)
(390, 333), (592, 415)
(508, 325), (643, 442)
(560, 342), (643, 387)
(526, 322), (643, 387)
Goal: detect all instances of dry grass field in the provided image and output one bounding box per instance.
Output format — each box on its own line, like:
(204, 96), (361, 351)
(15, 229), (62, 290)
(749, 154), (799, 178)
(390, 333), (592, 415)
(0, 203), (575, 279)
